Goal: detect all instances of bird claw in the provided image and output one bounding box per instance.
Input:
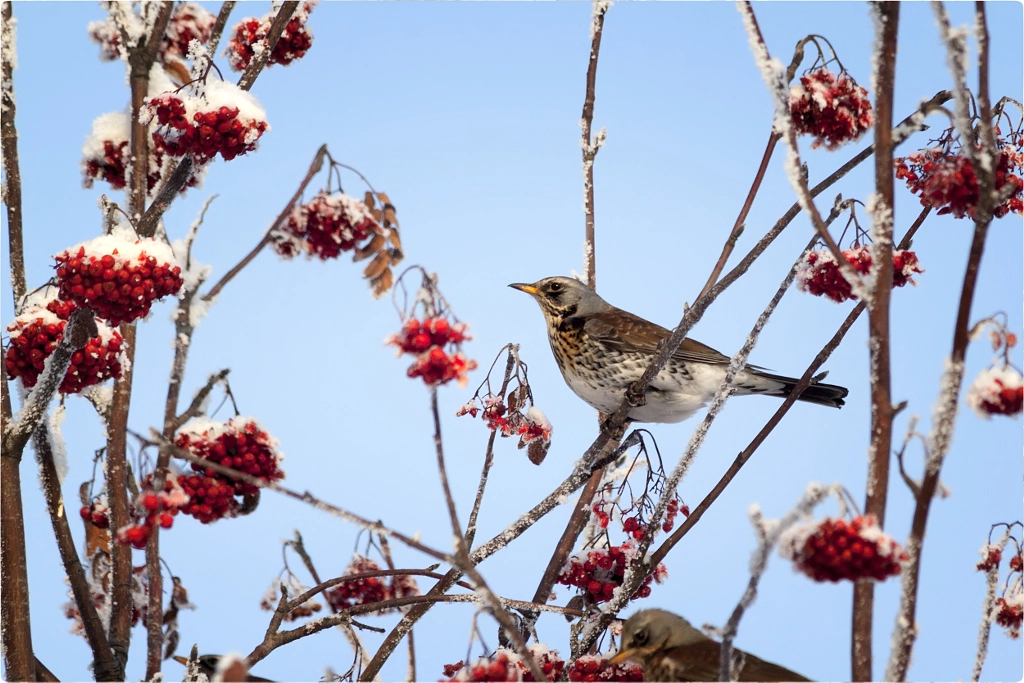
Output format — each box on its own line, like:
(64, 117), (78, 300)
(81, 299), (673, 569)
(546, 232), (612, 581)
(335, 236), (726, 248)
(625, 383), (647, 408)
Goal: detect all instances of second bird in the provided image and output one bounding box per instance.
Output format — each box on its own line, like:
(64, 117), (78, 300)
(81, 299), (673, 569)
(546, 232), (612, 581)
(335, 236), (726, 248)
(510, 277), (848, 423)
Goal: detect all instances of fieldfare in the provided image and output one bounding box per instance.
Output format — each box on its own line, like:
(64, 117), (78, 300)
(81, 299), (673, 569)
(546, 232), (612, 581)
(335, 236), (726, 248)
(610, 608), (812, 682)
(172, 654), (274, 682)
(510, 277), (847, 423)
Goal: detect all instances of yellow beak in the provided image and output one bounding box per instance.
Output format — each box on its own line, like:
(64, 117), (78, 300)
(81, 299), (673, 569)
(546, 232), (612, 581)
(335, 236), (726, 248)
(508, 282), (539, 295)
(172, 656), (188, 666)
(608, 649), (638, 666)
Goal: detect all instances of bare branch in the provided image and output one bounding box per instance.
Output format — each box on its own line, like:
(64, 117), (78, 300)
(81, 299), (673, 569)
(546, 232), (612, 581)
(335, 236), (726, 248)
(204, 1), (236, 57)
(1, 0), (26, 306)
(237, 1), (298, 91)
(581, 0), (609, 290)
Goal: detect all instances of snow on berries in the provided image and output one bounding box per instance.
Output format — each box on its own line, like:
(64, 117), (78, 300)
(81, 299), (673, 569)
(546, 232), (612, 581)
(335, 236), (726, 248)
(557, 541), (667, 604)
(796, 245), (923, 303)
(966, 365), (1024, 418)
(387, 314), (477, 387)
(5, 292), (125, 394)
(324, 555), (419, 615)
(116, 473), (190, 549)
(160, 3), (216, 62)
(994, 595), (1023, 639)
(53, 230), (184, 325)
(443, 645), (566, 682)
(779, 514), (907, 582)
(226, 2), (316, 71)
(79, 495), (111, 529)
(894, 134), (1024, 219)
(142, 79), (270, 164)
(789, 67), (873, 150)
(568, 655), (645, 682)
(271, 192), (381, 260)
(64, 563), (151, 637)
(87, 18), (122, 62)
(173, 416), (284, 523)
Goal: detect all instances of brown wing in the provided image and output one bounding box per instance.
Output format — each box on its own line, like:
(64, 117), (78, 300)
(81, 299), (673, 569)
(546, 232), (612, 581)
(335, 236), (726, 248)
(583, 310), (731, 366)
(657, 643), (812, 683)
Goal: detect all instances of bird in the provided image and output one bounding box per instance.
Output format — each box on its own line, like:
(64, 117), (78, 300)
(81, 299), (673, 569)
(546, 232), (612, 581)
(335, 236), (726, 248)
(609, 608), (811, 682)
(509, 277), (847, 423)
(172, 654), (274, 682)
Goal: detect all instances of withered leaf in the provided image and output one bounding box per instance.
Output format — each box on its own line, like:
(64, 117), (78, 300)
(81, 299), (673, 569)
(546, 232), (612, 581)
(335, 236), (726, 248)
(384, 206), (398, 226)
(376, 192), (392, 206)
(387, 229), (403, 253)
(373, 267), (394, 298)
(85, 520), (111, 558)
(363, 251), (391, 280)
(527, 439), (550, 465)
(364, 191), (375, 209)
(371, 207), (383, 223)
(352, 233), (385, 261)
(507, 390), (519, 411)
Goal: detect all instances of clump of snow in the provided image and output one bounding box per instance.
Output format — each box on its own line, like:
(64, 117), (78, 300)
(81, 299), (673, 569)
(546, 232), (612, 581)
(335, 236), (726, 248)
(965, 365), (1023, 419)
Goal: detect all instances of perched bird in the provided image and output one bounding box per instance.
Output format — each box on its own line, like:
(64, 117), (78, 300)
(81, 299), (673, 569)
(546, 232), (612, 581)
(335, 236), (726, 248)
(509, 277), (847, 423)
(610, 608), (811, 682)
(172, 654), (274, 682)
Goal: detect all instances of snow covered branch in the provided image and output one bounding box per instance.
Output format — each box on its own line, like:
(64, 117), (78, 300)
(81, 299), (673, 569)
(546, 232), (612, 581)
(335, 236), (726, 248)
(1, 1), (25, 306)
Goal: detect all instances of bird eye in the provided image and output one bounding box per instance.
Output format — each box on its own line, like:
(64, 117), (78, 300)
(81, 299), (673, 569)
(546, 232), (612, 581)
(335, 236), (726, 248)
(633, 628), (649, 646)
(548, 282), (563, 292)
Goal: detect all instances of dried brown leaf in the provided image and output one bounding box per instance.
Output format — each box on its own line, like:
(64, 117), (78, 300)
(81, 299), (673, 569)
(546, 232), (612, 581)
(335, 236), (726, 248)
(527, 439), (549, 466)
(364, 191), (375, 209)
(363, 251), (391, 280)
(162, 60), (191, 86)
(353, 233), (385, 261)
(373, 267), (394, 297)
(371, 207), (383, 223)
(376, 192), (392, 206)
(387, 229), (403, 253)
(507, 391), (519, 412)
(85, 520), (110, 558)
(384, 206), (398, 226)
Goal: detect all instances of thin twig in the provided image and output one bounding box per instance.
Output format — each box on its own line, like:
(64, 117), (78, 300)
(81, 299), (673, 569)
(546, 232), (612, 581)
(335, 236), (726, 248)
(581, 0), (609, 290)
(237, 1), (298, 91)
(204, 1), (236, 57)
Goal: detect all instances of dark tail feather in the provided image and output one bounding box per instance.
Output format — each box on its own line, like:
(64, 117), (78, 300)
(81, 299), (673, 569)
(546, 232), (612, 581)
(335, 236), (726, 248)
(762, 372), (849, 408)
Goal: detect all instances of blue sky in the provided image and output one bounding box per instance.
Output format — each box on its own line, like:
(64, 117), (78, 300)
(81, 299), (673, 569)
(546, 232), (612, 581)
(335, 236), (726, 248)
(3, 2), (1022, 682)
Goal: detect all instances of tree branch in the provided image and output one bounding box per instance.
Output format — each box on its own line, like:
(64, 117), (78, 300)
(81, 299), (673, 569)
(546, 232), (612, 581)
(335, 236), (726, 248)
(1, 0), (26, 307)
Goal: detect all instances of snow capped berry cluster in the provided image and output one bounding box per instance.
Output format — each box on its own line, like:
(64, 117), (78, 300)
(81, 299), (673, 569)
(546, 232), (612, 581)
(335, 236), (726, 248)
(894, 135), (1024, 219)
(387, 315), (477, 387)
(457, 395), (553, 464)
(81, 111), (203, 194)
(568, 655), (645, 682)
(53, 231), (184, 325)
(142, 80), (270, 163)
(226, 2), (316, 72)
(324, 555), (420, 614)
(443, 645), (566, 682)
(994, 595), (1023, 639)
(116, 473), (190, 549)
(79, 495), (111, 529)
(966, 366), (1023, 418)
(88, 3), (215, 64)
(173, 417), (284, 523)
(557, 541), (667, 604)
(796, 245), (923, 303)
(5, 293), (125, 394)
(789, 67), (873, 150)
(260, 576), (323, 621)
(271, 192), (381, 260)
(160, 3), (216, 61)
(779, 514), (907, 582)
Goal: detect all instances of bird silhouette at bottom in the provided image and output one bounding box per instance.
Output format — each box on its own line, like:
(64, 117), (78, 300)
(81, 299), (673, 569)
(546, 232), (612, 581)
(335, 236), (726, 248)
(172, 654), (274, 682)
(609, 609), (811, 682)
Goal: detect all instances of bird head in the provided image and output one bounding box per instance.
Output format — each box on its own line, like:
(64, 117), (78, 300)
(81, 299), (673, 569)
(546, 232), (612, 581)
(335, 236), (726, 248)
(609, 608), (708, 668)
(508, 276), (610, 323)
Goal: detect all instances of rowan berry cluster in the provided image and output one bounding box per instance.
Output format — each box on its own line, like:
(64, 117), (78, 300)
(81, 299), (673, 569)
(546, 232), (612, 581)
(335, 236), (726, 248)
(779, 514), (906, 582)
(142, 81), (270, 164)
(966, 365), (1023, 418)
(173, 417), (284, 523)
(894, 135), (1024, 219)
(557, 542), (668, 604)
(81, 111), (204, 194)
(63, 564), (150, 637)
(795, 245), (923, 303)
(994, 597), (1023, 638)
(789, 67), (873, 150)
(116, 474), (190, 549)
(5, 294), (125, 394)
(88, 4), (215, 64)
(54, 235), (184, 325)
(324, 555), (419, 614)
(272, 192), (381, 260)
(79, 495), (110, 529)
(457, 395), (553, 463)
(227, 2), (315, 71)
(387, 316), (477, 387)
(443, 646), (566, 682)
(568, 655), (645, 682)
